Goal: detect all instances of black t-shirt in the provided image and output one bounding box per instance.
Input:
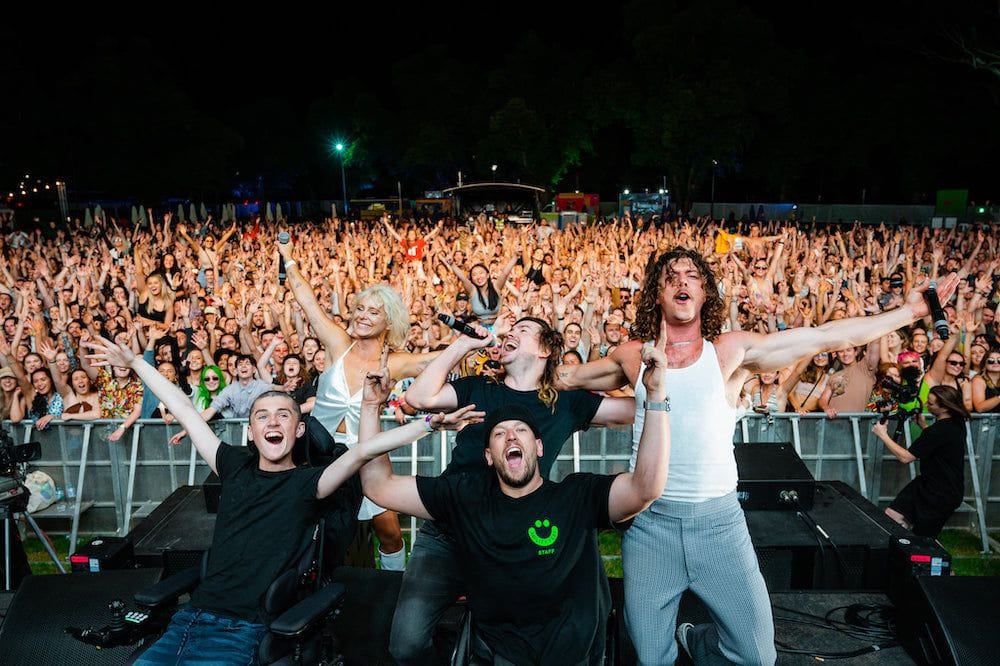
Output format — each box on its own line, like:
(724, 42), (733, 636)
(910, 418), (966, 504)
(448, 376), (603, 477)
(417, 472), (615, 665)
(190, 443), (325, 622)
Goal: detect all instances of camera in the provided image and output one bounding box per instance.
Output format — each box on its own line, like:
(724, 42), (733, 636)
(0, 430), (40, 480)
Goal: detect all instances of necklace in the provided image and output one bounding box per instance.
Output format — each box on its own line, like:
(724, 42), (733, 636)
(665, 340), (696, 346)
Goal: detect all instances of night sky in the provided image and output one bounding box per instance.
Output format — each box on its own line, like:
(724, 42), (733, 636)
(2, 2), (998, 207)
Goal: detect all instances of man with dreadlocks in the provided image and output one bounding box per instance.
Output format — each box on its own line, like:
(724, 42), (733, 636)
(556, 247), (960, 665)
(393, 316), (635, 664)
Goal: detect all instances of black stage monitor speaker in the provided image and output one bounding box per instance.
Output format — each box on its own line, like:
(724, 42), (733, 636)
(898, 575), (1000, 665)
(0, 569), (163, 665)
(735, 442), (815, 510)
(886, 535), (951, 607)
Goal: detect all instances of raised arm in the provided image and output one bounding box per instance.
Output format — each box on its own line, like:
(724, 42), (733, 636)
(424, 220), (444, 241)
(382, 218), (403, 242)
(132, 244), (149, 299)
(924, 324), (960, 385)
(335, 360), (482, 511)
(277, 236), (351, 355)
(404, 325), (493, 411)
(216, 222), (238, 248)
(608, 330), (670, 522)
(176, 224), (203, 254)
(37, 339), (71, 396)
(493, 248), (520, 294)
(84, 337), (222, 474)
(445, 256), (476, 295)
(738, 273), (961, 373)
(256, 332), (283, 382)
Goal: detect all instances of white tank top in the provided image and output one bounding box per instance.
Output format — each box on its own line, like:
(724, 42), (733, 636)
(312, 343), (362, 445)
(631, 340), (738, 501)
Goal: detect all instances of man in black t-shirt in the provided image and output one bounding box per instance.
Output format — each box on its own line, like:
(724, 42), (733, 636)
(83, 338), (480, 666)
(360, 336), (670, 665)
(394, 317), (635, 663)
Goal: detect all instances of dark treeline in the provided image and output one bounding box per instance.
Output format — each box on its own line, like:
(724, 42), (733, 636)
(2, 2), (998, 209)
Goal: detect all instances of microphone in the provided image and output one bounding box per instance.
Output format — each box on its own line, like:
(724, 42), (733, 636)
(925, 280), (949, 341)
(437, 313), (489, 341)
(277, 232), (289, 286)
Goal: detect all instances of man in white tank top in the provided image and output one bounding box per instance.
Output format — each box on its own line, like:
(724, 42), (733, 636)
(557, 246), (960, 665)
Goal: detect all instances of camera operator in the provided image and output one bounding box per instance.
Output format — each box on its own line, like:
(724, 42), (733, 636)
(871, 385), (968, 538)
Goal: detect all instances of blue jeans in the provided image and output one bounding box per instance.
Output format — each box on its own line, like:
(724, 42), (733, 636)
(389, 521), (464, 665)
(133, 606), (266, 666)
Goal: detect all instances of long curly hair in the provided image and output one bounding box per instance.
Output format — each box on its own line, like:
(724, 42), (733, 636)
(632, 247), (726, 342)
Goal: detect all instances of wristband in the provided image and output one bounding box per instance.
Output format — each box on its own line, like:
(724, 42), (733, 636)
(423, 414), (437, 432)
(284, 260), (297, 269)
(643, 399), (671, 412)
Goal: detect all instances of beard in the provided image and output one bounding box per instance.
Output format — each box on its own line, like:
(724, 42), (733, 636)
(494, 454), (538, 489)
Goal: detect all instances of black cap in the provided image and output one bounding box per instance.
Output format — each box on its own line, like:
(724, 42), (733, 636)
(482, 404), (541, 445)
(456, 291), (469, 300)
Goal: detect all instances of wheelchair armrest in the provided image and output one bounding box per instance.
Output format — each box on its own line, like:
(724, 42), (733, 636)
(267, 582), (346, 638)
(134, 566), (201, 609)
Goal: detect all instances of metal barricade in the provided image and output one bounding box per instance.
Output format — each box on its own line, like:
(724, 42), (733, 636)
(7, 413), (999, 554)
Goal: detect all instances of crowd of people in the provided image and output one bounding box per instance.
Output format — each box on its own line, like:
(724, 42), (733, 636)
(0, 211), (997, 433)
(2, 207), (995, 664)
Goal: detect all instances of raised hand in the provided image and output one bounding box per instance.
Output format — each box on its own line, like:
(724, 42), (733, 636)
(37, 339), (58, 363)
(641, 320), (669, 400)
(362, 347), (392, 406)
(905, 271), (960, 319)
(427, 404), (486, 431)
(82, 335), (136, 369)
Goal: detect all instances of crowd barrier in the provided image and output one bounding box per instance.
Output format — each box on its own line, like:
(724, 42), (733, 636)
(7, 413), (998, 556)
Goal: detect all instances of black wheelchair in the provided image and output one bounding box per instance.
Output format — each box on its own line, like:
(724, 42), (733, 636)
(68, 416), (363, 665)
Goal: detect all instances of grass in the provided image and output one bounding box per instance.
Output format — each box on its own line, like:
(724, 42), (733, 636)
(937, 529), (1000, 576)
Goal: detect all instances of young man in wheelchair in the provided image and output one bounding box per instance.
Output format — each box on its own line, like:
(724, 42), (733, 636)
(358, 335), (671, 665)
(84, 338), (481, 665)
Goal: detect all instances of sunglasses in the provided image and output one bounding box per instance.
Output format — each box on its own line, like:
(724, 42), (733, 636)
(204, 376), (221, 383)
(754, 265), (768, 270)
(987, 359), (1000, 364)
(946, 359), (965, 367)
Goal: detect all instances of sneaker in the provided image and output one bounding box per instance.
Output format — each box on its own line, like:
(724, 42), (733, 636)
(676, 622), (694, 659)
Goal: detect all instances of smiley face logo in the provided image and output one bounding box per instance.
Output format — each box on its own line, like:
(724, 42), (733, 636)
(527, 518), (559, 547)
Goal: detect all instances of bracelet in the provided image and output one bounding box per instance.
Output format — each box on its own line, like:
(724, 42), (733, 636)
(423, 414), (437, 432)
(284, 260), (297, 269)
(643, 399), (671, 412)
